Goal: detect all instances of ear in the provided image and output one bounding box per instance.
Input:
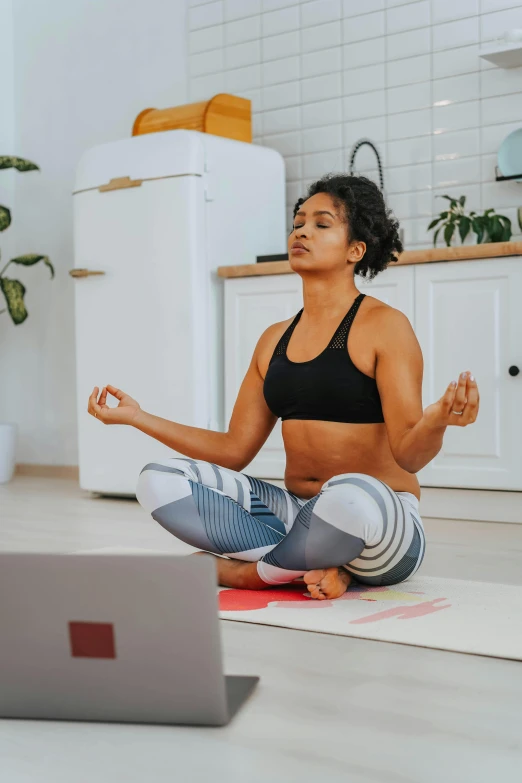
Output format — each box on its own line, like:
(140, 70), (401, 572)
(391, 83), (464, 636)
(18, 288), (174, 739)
(347, 241), (366, 264)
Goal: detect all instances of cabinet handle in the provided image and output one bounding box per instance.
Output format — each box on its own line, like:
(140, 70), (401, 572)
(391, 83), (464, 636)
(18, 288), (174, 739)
(69, 269), (106, 278)
(508, 365), (520, 377)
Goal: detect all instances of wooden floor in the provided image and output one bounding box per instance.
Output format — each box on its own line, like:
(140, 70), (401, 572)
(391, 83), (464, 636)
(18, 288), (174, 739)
(1, 475), (522, 783)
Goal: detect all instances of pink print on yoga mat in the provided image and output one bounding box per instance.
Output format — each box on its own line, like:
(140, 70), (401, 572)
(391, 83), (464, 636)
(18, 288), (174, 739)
(350, 598), (451, 624)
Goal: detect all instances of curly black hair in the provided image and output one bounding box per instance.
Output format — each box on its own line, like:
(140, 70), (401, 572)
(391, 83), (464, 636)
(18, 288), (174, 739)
(293, 174), (403, 280)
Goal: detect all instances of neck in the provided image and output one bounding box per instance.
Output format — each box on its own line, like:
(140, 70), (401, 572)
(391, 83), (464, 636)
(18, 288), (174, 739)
(300, 275), (360, 321)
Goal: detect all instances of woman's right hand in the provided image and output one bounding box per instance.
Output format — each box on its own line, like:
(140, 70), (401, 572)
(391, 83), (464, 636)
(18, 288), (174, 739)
(88, 385), (142, 426)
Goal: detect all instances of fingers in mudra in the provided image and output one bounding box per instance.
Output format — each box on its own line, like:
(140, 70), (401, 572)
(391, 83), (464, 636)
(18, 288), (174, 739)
(88, 386), (108, 421)
(446, 371), (479, 426)
(88, 385), (141, 425)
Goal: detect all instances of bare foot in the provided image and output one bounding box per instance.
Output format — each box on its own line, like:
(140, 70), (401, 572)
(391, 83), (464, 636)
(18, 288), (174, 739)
(304, 567), (352, 600)
(192, 552), (268, 590)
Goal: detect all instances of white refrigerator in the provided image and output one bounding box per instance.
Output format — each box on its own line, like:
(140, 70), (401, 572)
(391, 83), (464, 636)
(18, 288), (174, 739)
(72, 130), (285, 496)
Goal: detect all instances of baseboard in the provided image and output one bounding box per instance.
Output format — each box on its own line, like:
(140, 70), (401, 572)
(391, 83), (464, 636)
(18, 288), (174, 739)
(15, 464), (80, 480)
(266, 479), (522, 525)
(418, 486), (522, 525)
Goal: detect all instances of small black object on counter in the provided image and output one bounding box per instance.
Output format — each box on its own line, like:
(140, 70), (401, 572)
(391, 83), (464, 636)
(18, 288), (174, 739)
(256, 253), (289, 263)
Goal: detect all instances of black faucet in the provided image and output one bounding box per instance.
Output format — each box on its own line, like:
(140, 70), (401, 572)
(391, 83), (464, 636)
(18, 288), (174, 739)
(348, 139), (385, 192)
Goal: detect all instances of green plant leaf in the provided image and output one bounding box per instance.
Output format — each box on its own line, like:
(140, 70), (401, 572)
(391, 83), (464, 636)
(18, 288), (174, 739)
(489, 215), (504, 242)
(439, 195), (453, 201)
(433, 225), (442, 247)
(458, 216), (471, 243)
(427, 217), (442, 230)
(498, 215), (512, 241)
(482, 215), (493, 242)
(472, 216), (484, 244)
(459, 195), (466, 207)
(484, 208), (495, 216)
(0, 276), (27, 325)
(0, 156), (39, 172)
(0, 205), (11, 232)
(444, 222), (455, 247)
(9, 253), (55, 278)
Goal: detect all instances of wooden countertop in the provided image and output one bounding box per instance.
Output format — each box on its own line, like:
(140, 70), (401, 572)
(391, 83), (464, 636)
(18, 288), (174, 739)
(217, 240), (522, 278)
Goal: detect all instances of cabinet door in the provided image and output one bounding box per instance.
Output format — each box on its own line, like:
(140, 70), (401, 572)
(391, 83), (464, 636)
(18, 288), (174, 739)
(415, 258), (522, 490)
(224, 274), (303, 478)
(356, 264), (415, 323)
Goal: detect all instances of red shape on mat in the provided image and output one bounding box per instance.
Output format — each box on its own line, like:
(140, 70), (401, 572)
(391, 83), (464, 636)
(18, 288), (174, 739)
(219, 584), (312, 612)
(69, 621), (116, 658)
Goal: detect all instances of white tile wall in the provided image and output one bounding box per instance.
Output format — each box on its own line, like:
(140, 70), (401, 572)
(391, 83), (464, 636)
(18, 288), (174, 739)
(302, 20), (341, 50)
(386, 1), (430, 34)
(431, 0), (478, 25)
(188, 0), (522, 248)
(344, 63), (385, 94)
(387, 54), (431, 86)
(225, 15), (261, 45)
(343, 11), (385, 43)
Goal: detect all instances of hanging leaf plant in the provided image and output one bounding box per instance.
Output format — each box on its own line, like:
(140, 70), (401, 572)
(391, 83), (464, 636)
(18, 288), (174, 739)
(0, 156), (54, 325)
(428, 195), (512, 247)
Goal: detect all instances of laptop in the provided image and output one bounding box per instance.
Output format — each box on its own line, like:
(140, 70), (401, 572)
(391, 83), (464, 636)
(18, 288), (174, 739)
(0, 552), (258, 726)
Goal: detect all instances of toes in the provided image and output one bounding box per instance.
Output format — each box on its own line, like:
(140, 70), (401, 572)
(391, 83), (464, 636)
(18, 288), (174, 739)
(308, 585), (324, 600)
(304, 569), (326, 585)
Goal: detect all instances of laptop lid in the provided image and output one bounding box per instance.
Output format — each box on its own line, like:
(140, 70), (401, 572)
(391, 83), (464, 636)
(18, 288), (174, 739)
(0, 553), (229, 725)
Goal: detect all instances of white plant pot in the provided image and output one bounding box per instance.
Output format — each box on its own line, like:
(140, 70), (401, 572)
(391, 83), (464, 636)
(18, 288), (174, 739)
(0, 423), (18, 484)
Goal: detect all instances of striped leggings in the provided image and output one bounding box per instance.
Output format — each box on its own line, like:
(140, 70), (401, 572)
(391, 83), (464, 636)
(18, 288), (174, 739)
(136, 458), (425, 586)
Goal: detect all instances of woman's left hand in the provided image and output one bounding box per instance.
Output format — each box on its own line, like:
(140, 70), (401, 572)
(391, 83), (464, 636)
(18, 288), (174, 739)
(423, 371), (479, 429)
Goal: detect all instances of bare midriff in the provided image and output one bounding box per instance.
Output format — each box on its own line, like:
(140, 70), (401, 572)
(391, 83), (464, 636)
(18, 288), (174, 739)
(281, 419), (421, 501)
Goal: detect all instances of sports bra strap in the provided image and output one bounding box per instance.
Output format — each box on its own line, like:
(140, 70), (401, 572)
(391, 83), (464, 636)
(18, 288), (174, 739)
(327, 293), (365, 350)
(272, 309), (304, 358)
(269, 292), (366, 362)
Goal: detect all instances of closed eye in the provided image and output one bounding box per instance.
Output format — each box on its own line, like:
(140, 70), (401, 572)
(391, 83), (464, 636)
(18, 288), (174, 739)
(293, 224), (329, 229)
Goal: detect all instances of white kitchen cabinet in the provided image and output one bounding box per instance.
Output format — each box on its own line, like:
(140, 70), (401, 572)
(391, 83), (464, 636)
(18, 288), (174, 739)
(415, 257), (522, 491)
(224, 265), (415, 479)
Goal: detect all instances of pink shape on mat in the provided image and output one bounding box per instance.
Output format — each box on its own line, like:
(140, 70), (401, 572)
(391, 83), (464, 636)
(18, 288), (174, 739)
(351, 598), (451, 624)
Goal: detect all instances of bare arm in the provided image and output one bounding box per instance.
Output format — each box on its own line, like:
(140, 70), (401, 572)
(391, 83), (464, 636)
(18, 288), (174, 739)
(374, 309), (479, 474)
(90, 329), (279, 472)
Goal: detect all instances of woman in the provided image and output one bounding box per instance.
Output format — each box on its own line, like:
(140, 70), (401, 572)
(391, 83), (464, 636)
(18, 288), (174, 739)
(88, 174), (479, 600)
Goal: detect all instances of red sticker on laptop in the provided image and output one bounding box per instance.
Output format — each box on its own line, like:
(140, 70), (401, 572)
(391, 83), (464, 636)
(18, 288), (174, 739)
(68, 621), (116, 659)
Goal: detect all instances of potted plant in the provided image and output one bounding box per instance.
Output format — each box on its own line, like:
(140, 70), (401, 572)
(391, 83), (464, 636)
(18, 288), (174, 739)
(428, 195), (512, 246)
(0, 156), (54, 483)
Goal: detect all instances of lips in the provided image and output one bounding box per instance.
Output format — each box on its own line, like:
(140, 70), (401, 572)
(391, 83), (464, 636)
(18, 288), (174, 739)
(291, 242), (308, 252)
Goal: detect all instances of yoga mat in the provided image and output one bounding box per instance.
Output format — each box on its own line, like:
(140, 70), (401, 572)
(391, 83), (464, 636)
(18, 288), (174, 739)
(75, 550), (522, 661)
(219, 576), (522, 661)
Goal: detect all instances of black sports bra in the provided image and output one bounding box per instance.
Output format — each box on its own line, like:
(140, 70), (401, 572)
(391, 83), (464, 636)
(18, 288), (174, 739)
(263, 293), (384, 424)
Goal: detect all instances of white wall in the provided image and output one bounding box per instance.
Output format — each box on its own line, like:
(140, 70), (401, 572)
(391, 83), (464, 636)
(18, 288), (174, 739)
(0, 0), (15, 269)
(0, 0), (187, 465)
(187, 0), (522, 245)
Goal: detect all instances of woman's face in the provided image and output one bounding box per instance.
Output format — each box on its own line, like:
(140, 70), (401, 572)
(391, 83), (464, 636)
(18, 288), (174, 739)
(288, 192), (365, 273)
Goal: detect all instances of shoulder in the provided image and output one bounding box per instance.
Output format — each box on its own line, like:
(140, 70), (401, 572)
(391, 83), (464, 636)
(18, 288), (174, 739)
(361, 295), (420, 365)
(361, 294), (414, 340)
